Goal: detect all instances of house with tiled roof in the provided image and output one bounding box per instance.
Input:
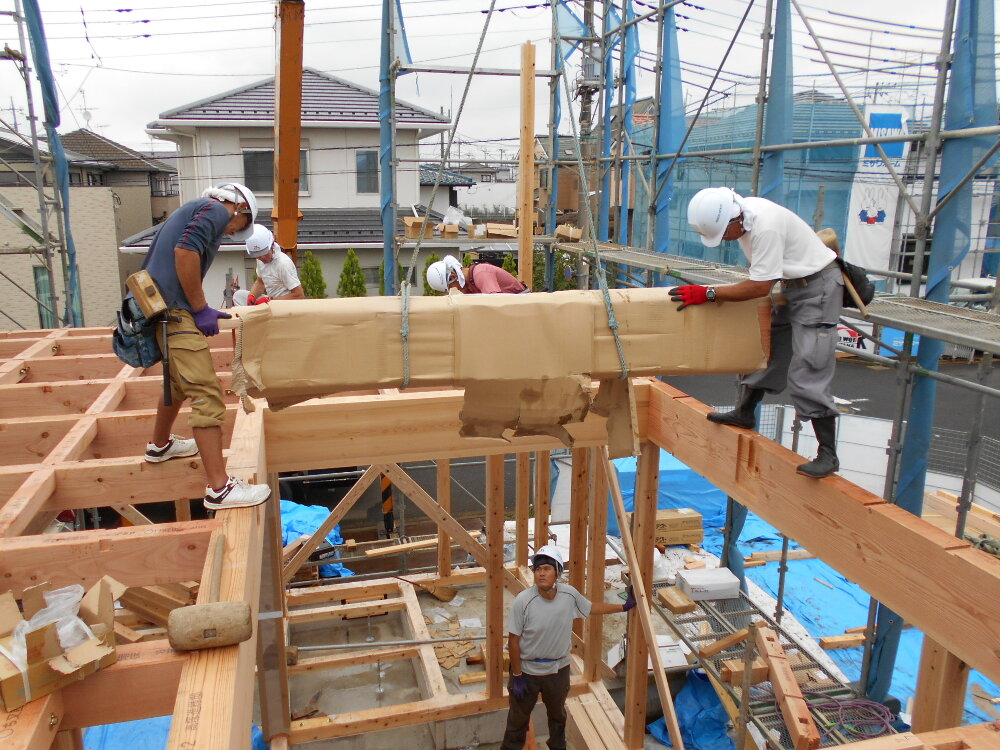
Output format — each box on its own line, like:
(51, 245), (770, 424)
(418, 164), (475, 214)
(125, 68), (451, 301)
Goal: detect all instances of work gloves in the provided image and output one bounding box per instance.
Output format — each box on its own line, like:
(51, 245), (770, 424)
(670, 284), (709, 311)
(246, 294), (271, 305)
(510, 673), (529, 700)
(622, 585), (637, 612)
(192, 305), (231, 337)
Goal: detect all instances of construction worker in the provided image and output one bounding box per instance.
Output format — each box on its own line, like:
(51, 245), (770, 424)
(238, 224), (305, 304)
(677, 186), (843, 478)
(426, 254), (528, 294)
(502, 546), (635, 750)
(141, 183), (271, 510)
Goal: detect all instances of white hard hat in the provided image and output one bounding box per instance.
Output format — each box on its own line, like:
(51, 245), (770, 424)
(532, 544), (564, 575)
(245, 224), (275, 258)
(203, 182), (258, 242)
(688, 187), (743, 248)
(232, 289), (252, 306)
(426, 254), (465, 293)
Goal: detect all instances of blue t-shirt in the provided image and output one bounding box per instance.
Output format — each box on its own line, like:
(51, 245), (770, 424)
(141, 198), (231, 311)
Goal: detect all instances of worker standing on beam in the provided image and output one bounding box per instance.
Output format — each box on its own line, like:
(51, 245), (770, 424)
(676, 187), (844, 479)
(237, 224), (305, 304)
(426, 254), (528, 294)
(502, 546), (635, 750)
(141, 183), (271, 510)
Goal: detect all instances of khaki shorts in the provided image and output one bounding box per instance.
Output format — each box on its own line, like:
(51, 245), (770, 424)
(158, 309), (227, 429)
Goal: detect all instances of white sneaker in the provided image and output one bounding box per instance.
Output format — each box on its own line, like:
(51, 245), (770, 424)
(144, 434), (199, 463)
(203, 477), (271, 510)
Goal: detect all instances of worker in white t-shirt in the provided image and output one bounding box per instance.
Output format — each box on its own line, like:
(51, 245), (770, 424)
(242, 224), (305, 304)
(677, 187), (844, 479)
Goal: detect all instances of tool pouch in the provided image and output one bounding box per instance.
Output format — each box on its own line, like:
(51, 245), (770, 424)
(835, 258), (876, 308)
(112, 297), (163, 368)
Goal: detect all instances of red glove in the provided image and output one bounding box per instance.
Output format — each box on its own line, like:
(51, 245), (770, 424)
(670, 284), (709, 311)
(246, 293), (256, 305)
(254, 295), (271, 305)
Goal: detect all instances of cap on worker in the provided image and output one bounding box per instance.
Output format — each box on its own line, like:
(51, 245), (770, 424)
(426, 254), (465, 293)
(532, 544), (564, 575)
(687, 187), (743, 248)
(202, 182), (258, 242)
(245, 224), (275, 258)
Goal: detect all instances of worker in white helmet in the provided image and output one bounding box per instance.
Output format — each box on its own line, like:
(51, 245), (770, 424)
(426, 253), (528, 294)
(501, 545), (635, 750)
(242, 224), (304, 304)
(138, 182), (271, 510)
(679, 187), (843, 479)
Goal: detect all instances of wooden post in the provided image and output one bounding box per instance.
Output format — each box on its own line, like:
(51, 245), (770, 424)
(437, 458), (452, 577)
(274, 0), (305, 263)
(583, 447), (608, 680)
(569, 447), (590, 641)
(533, 450), (551, 551)
(518, 41), (536, 286)
(623, 442), (658, 748)
(515, 453), (531, 568)
(486, 454), (506, 699)
(912, 636), (969, 732)
(257, 474), (290, 741)
(603, 447), (684, 750)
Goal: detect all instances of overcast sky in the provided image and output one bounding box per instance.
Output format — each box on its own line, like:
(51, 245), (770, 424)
(0, 1), (973, 160)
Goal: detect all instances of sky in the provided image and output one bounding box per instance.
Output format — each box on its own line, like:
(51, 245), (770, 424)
(0, 0), (974, 161)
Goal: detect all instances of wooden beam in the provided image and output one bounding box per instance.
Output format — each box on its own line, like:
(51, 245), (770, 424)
(0, 691), (64, 750)
(911, 636), (969, 732)
(378, 463), (523, 593)
(398, 582), (449, 700)
(568, 447), (589, 642)
(699, 628), (751, 659)
(533, 450), (551, 550)
(282, 465), (380, 583)
(0, 520), (216, 595)
(517, 41), (536, 286)
(754, 627), (819, 750)
(486, 454), (506, 700)
(437, 458), (452, 577)
(841, 722), (1000, 750)
(515, 453), (531, 568)
(647, 380), (1000, 685)
(603, 448), (684, 750)
(257, 474), (290, 741)
(583, 447), (608, 681)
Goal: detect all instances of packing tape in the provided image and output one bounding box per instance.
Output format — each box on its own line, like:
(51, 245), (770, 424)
(0, 642), (31, 703)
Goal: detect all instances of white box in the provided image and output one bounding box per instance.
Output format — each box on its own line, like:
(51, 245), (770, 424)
(606, 634), (690, 671)
(676, 567), (740, 601)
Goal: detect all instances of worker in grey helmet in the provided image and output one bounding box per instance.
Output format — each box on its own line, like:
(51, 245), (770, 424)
(676, 187), (844, 478)
(501, 546), (635, 750)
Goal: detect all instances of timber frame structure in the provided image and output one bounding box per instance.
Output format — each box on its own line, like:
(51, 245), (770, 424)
(1, 326), (999, 750)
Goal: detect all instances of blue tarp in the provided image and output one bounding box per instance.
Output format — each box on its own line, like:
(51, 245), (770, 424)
(280, 498), (353, 578)
(84, 716), (266, 749)
(612, 449), (1000, 733)
(648, 672), (735, 750)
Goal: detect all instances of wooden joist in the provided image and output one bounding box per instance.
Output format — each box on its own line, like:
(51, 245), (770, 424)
(755, 627), (820, 750)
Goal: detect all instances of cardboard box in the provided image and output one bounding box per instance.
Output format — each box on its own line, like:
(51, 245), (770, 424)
(402, 216), (433, 239)
(0, 577), (124, 711)
(485, 223), (518, 238)
(439, 224), (460, 238)
(555, 224), (582, 242)
(676, 567), (740, 602)
(625, 508), (704, 546)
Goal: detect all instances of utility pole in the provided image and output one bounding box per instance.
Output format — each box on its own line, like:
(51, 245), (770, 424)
(576, 0), (598, 289)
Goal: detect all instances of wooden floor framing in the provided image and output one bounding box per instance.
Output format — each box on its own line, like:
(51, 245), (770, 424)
(1, 326), (998, 749)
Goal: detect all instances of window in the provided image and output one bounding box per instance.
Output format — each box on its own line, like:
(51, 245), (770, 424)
(33, 267), (56, 328)
(481, 173), (494, 183)
(242, 149), (309, 193)
(356, 151), (378, 193)
(362, 267), (380, 286)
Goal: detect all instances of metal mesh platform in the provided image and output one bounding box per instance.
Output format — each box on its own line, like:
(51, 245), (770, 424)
(654, 589), (896, 748)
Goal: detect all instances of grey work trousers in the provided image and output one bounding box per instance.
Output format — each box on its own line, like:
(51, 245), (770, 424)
(500, 666), (571, 750)
(742, 264), (843, 420)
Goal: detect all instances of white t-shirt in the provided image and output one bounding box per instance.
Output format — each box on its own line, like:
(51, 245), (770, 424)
(507, 583), (592, 675)
(256, 249), (301, 298)
(736, 197), (836, 281)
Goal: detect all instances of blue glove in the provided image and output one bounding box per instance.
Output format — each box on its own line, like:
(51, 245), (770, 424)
(622, 585), (637, 612)
(192, 305), (231, 337)
(510, 673), (529, 700)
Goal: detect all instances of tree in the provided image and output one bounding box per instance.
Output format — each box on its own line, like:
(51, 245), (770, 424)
(423, 252), (443, 296)
(501, 253), (517, 277)
(299, 251), (327, 299)
(532, 250), (575, 292)
(337, 248), (368, 298)
(462, 252), (474, 268)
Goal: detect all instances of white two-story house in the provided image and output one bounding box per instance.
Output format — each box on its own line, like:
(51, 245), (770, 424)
(122, 68), (450, 302)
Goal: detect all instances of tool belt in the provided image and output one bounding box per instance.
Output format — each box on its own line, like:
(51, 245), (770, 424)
(112, 297), (163, 369)
(781, 261), (837, 290)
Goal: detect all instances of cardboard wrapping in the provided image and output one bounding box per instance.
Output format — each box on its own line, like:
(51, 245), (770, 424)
(232, 288), (770, 444)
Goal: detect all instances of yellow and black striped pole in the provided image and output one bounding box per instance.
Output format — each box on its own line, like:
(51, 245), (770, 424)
(381, 473), (394, 537)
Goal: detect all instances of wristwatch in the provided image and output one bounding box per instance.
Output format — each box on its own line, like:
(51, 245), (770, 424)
(706, 286), (717, 302)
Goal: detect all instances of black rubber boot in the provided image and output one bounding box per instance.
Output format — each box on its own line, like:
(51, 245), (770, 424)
(797, 416), (840, 478)
(707, 387), (765, 429)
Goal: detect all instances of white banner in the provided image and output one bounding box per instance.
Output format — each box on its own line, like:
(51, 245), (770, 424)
(844, 106), (911, 272)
